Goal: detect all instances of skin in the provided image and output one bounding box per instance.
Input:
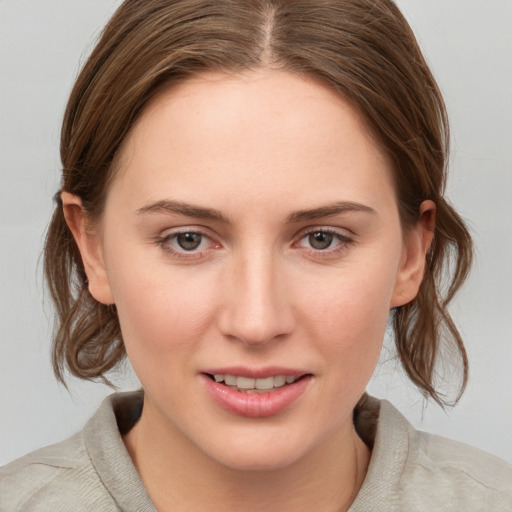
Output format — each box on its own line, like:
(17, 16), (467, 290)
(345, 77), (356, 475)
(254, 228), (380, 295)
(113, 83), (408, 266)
(63, 69), (434, 511)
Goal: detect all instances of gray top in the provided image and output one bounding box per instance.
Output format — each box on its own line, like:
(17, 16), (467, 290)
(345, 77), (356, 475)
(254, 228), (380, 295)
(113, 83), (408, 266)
(1, 391), (511, 511)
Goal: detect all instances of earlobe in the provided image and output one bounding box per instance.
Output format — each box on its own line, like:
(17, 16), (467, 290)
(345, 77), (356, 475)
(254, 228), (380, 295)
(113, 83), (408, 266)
(391, 200), (436, 308)
(60, 191), (115, 305)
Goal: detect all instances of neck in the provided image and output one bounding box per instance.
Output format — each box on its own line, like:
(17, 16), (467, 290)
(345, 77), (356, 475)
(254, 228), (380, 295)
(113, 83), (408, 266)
(124, 400), (370, 512)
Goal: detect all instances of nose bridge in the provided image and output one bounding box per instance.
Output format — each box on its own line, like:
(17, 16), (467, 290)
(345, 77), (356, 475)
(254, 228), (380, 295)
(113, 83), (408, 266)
(218, 243), (294, 346)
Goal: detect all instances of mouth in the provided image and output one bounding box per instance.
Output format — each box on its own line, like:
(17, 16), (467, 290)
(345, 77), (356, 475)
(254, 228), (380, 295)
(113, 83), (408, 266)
(203, 373), (306, 393)
(201, 367), (313, 417)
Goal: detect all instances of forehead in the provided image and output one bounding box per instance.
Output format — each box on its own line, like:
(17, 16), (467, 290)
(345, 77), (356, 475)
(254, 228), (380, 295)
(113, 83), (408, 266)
(110, 69), (395, 216)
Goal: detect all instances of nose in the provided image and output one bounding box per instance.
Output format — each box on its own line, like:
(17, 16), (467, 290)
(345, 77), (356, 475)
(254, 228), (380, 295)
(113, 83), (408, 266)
(216, 249), (296, 347)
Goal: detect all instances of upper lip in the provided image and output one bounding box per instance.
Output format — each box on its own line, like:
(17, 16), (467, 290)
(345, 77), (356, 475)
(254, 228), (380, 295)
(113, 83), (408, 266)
(201, 366), (309, 379)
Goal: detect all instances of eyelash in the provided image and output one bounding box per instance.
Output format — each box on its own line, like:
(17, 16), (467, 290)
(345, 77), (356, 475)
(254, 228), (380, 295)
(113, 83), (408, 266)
(294, 228), (354, 257)
(154, 229), (219, 260)
(154, 227), (354, 260)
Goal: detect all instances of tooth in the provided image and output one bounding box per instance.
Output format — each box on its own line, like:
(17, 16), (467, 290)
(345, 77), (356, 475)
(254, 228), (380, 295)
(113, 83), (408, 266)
(237, 377), (256, 389)
(255, 377), (275, 390)
(285, 376), (297, 384)
(214, 374), (224, 382)
(274, 375), (286, 387)
(224, 375), (237, 386)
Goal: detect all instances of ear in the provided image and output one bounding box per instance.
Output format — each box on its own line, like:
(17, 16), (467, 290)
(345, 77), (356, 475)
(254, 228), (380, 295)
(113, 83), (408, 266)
(61, 191), (115, 305)
(391, 200), (436, 308)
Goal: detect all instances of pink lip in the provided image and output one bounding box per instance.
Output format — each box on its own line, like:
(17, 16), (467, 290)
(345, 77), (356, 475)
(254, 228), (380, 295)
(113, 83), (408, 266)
(201, 371), (312, 418)
(201, 366), (306, 379)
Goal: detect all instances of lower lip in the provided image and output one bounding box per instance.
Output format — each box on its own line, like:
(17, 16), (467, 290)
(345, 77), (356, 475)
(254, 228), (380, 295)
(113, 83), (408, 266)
(202, 375), (311, 418)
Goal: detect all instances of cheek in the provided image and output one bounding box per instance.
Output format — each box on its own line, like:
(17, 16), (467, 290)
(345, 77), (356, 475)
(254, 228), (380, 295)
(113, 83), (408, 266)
(296, 255), (399, 367)
(105, 247), (219, 363)
(111, 269), (222, 401)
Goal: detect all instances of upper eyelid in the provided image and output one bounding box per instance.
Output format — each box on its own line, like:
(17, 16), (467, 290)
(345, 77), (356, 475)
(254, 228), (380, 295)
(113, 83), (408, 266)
(159, 225), (218, 242)
(294, 225), (354, 240)
(160, 225), (212, 234)
(300, 226), (350, 235)
(156, 225), (354, 244)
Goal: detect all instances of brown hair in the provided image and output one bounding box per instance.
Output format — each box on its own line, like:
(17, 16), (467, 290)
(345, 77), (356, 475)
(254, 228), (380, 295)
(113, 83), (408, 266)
(45, 0), (472, 405)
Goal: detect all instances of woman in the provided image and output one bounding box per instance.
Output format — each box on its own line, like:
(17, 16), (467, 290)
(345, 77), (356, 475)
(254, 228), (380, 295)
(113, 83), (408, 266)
(1, 0), (511, 510)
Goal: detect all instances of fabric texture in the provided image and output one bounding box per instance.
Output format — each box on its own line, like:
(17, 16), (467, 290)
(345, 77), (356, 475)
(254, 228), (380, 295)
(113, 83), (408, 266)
(1, 391), (511, 511)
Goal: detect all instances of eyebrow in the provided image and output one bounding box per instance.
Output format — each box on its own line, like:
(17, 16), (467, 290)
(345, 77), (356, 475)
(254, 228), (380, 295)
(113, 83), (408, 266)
(285, 201), (376, 223)
(136, 200), (229, 223)
(136, 199), (376, 223)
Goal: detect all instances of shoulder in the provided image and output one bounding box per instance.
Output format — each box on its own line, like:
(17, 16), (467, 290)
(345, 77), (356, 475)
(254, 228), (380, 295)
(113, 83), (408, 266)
(1, 414), (125, 512)
(0, 432), (118, 512)
(382, 399), (512, 511)
(1, 391), (152, 512)
(351, 396), (512, 511)
(403, 427), (512, 510)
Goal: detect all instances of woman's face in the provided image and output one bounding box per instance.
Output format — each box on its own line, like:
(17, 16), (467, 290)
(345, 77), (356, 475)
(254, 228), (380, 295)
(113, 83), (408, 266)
(76, 69), (428, 470)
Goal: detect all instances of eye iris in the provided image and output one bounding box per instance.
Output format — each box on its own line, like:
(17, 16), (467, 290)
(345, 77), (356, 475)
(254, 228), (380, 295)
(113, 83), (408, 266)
(176, 233), (202, 250)
(308, 232), (333, 250)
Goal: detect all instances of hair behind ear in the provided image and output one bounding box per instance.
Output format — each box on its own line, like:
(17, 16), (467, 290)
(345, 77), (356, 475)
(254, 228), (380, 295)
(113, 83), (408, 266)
(44, 205), (125, 385)
(393, 197), (473, 407)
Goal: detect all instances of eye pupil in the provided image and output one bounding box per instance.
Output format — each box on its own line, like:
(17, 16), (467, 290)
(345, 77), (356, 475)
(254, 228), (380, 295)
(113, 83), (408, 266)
(177, 232), (202, 250)
(308, 232), (333, 250)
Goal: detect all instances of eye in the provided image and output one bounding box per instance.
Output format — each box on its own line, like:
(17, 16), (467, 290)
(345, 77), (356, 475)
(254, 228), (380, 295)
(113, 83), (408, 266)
(175, 232), (203, 251)
(306, 231), (336, 250)
(295, 228), (353, 254)
(154, 228), (220, 259)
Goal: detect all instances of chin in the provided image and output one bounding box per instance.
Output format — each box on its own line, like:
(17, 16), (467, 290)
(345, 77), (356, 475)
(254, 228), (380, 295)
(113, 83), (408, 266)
(196, 422), (326, 473)
(209, 444), (305, 472)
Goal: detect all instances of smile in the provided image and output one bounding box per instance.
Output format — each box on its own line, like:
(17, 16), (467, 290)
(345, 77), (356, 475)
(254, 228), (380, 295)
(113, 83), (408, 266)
(209, 374), (298, 393)
(202, 371), (312, 417)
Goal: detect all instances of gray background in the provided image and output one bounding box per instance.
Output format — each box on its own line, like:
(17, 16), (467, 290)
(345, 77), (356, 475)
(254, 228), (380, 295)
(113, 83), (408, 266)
(1, 0), (511, 465)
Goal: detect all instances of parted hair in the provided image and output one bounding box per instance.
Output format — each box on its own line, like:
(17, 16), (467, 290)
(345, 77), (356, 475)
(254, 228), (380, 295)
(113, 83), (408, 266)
(45, 0), (472, 405)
